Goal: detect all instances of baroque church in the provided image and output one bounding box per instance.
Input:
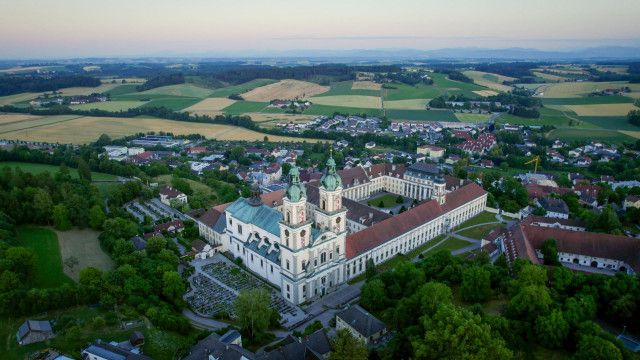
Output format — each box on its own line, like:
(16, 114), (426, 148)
(190, 156), (488, 305)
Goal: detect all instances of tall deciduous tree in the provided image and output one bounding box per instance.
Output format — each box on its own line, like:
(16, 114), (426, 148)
(461, 266), (491, 303)
(235, 288), (272, 338)
(535, 309), (569, 348)
(88, 204), (106, 230)
(574, 335), (622, 360)
(329, 329), (369, 360)
(77, 158), (92, 182)
(52, 204), (71, 230)
(162, 271), (185, 304)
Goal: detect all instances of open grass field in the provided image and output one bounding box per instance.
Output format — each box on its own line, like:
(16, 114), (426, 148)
(70, 100), (147, 111)
(497, 107), (575, 127)
(386, 109), (458, 122)
(579, 116), (640, 131)
(315, 81), (380, 97)
(209, 79), (277, 98)
(0, 92), (43, 105)
(0, 115), (325, 143)
(244, 112), (316, 123)
(309, 95), (382, 109)
(463, 71), (514, 92)
(56, 228), (114, 281)
(541, 95), (634, 105)
(430, 72), (489, 98)
(385, 98), (429, 110)
(455, 212), (499, 229)
(423, 237), (472, 257)
(564, 103), (638, 116)
(183, 97), (236, 116)
(57, 83), (121, 96)
(137, 83), (214, 98)
(594, 65), (629, 74)
(383, 82), (442, 100)
(367, 193), (402, 208)
(540, 81), (640, 98)
(16, 227), (73, 288)
(0, 114), (83, 134)
(241, 79), (329, 102)
(457, 223), (506, 240)
(222, 101), (269, 114)
(352, 81), (381, 91)
(305, 104), (383, 117)
(619, 130), (640, 139)
(140, 97), (201, 111)
(455, 113), (492, 123)
(546, 128), (635, 143)
(105, 84), (140, 97)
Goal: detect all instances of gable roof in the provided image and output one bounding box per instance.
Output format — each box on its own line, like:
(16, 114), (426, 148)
(17, 320), (52, 340)
(337, 305), (386, 338)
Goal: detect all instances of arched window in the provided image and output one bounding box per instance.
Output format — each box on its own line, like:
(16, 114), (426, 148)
(286, 211), (291, 223)
(321, 199), (326, 210)
(590, 261), (598, 268)
(321, 252), (327, 263)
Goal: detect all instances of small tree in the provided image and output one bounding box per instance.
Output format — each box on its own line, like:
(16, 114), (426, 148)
(235, 288), (273, 338)
(364, 258), (377, 280)
(396, 195), (404, 204)
(378, 200), (385, 208)
(52, 204), (72, 230)
(541, 238), (559, 265)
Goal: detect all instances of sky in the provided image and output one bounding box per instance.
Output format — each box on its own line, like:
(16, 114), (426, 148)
(1, 0), (639, 58)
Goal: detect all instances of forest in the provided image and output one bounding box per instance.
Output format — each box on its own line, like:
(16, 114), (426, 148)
(0, 75), (101, 96)
(359, 250), (639, 360)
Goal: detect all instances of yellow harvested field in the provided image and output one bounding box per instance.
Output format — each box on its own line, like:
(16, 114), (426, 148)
(242, 80), (329, 102)
(244, 112), (317, 123)
(473, 90), (499, 97)
(625, 92), (640, 99)
(385, 99), (429, 110)
(620, 131), (640, 139)
(0, 113), (41, 124)
(0, 116), (326, 144)
(0, 92), (43, 105)
(533, 71), (567, 82)
(541, 81), (640, 98)
(463, 71), (514, 92)
(184, 98), (237, 115)
(565, 103), (639, 116)
(0, 114), (81, 134)
(594, 65), (628, 74)
(310, 95), (382, 109)
(57, 83), (120, 96)
(352, 81), (381, 90)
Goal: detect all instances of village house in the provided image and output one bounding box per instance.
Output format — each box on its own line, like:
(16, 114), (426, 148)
(159, 186), (188, 206)
(336, 305), (387, 345)
(416, 144), (445, 160)
(624, 195), (640, 210)
(535, 197), (570, 219)
(16, 320), (54, 345)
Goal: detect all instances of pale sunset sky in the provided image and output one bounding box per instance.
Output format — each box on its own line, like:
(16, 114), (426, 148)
(0, 0), (639, 58)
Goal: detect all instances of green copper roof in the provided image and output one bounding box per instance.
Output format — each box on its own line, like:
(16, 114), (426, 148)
(286, 166), (306, 202)
(226, 198), (282, 236)
(321, 155), (342, 191)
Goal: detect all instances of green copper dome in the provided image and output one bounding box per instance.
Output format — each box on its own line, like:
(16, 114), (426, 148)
(286, 166), (306, 202)
(321, 156), (342, 191)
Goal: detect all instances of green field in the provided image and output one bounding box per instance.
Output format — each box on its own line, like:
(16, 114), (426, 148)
(222, 101), (269, 114)
(105, 84), (139, 97)
(210, 79), (278, 98)
(423, 237), (473, 257)
(314, 81), (379, 97)
(542, 95), (634, 105)
(455, 212), (499, 229)
(305, 104), (383, 117)
(386, 109), (458, 122)
(137, 84), (214, 98)
(368, 194), (403, 208)
(579, 116), (639, 131)
(140, 97), (201, 110)
(497, 107), (577, 127)
(454, 113), (492, 123)
(546, 128), (635, 143)
(70, 100), (147, 111)
(16, 227), (73, 288)
(0, 161), (118, 181)
(383, 83), (442, 101)
(430, 73), (489, 98)
(457, 224), (505, 240)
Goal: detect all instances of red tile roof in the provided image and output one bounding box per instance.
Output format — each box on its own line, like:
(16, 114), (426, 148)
(345, 183), (486, 258)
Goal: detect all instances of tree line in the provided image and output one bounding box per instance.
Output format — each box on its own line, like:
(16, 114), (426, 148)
(0, 75), (101, 96)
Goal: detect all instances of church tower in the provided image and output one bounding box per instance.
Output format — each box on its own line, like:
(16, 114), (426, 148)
(314, 154), (347, 235)
(279, 166), (312, 303)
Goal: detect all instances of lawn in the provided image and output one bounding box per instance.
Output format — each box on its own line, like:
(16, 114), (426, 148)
(16, 227), (73, 288)
(386, 109), (458, 122)
(457, 224), (506, 240)
(314, 81), (379, 97)
(455, 211), (499, 229)
(209, 79), (278, 98)
(56, 228), (114, 281)
(305, 104), (383, 117)
(367, 193), (403, 208)
(422, 237), (473, 257)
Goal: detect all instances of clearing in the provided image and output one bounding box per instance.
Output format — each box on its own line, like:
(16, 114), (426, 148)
(564, 103), (638, 116)
(16, 227), (73, 288)
(55, 228), (114, 281)
(184, 97), (236, 116)
(385, 99), (429, 110)
(309, 95), (382, 109)
(0, 115), (325, 143)
(352, 81), (381, 91)
(241, 79), (329, 102)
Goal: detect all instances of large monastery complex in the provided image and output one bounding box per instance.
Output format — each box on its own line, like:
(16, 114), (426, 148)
(189, 158), (487, 305)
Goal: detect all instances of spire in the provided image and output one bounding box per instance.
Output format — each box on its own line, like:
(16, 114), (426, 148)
(286, 166), (306, 202)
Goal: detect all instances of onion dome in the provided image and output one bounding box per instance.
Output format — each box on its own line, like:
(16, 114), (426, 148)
(286, 166), (306, 202)
(321, 155), (342, 191)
